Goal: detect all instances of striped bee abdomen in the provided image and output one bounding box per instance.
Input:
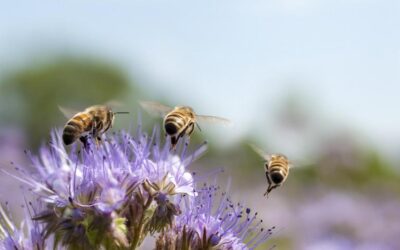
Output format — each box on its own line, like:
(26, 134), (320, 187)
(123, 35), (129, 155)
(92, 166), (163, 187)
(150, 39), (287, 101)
(164, 113), (186, 135)
(268, 156), (289, 184)
(62, 113), (93, 145)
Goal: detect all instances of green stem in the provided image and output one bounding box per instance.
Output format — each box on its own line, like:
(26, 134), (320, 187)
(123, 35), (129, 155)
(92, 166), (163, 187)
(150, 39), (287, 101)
(131, 196), (153, 249)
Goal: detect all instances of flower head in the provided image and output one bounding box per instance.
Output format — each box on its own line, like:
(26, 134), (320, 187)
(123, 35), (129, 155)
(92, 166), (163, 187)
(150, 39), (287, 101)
(4, 122), (208, 249)
(157, 184), (274, 250)
(2, 118), (272, 249)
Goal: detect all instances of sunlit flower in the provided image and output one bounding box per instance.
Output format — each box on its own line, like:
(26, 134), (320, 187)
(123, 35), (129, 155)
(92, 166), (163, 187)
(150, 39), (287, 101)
(157, 185), (274, 250)
(2, 122), (210, 249)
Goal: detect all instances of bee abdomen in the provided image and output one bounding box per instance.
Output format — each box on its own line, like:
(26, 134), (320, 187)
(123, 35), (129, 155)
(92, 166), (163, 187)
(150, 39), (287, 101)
(270, 162), (289, 174)
(165, 122), (178, 135)
(62, 115), (89, 145)
(270, 171), (284, 184)
(165, 114), (185, 135)
(269, 163), (288, 184)
(63, 128), (79, 145)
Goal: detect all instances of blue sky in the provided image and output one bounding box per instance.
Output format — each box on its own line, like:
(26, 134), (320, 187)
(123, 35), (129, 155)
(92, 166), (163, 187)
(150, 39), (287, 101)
(0, 0), (399, 156)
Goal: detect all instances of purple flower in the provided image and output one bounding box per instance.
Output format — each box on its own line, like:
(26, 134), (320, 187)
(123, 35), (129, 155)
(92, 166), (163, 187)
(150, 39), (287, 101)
(1, 120), (272, 249)
(2, 123), (210, 249)
(157, 185), (274, 250)
(0, 203), (46, 250)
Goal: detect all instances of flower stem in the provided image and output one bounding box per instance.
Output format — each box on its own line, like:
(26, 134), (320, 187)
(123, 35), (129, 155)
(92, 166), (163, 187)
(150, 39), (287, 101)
(131, 196), (153, 249)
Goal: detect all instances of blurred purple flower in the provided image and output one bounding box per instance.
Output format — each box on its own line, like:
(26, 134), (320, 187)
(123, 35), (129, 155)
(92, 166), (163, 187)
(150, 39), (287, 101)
(0, 203), (46, 250)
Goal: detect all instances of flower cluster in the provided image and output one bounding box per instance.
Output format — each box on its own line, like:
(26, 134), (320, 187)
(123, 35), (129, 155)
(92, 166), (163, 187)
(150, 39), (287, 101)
(0, 121), (272, 249)
(156, 185), (274, 250)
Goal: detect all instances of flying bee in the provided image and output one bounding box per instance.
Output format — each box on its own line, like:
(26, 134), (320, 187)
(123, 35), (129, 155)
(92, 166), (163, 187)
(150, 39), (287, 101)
(250, 144), (292, 196)
(60, 105), (128, 148)
(139, 101), (231, 149)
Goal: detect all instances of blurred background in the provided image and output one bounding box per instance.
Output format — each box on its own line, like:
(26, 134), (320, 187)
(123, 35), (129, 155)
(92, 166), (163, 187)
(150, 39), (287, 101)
(0, 1), (399, 249)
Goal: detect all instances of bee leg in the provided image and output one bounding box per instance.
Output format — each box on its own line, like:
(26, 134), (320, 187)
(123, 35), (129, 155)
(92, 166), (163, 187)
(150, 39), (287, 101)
(264, 171), (272, 196)
(265, 171), (272, 185)
(91, 119), (99, 140)
(265, 184), (280, 196)
(264, 185), (272, 197)
(186, 123), (195, 136)
(170, 136), (178, 151)
(176, 124), (192, 148)
(94, 137), (102, 148)
(79, 136), (90, 150)
(173, 132), (187, 150)
(97, 135), (104, 144)
(90, 119), (102, 148)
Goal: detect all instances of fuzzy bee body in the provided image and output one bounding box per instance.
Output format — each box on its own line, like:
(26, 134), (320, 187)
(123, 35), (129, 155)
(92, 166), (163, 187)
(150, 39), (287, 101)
(249, 144), (292, 196)
(139, 101), (230, 149)
(164, 106), (196, 147)
(264, 154), (290, 196)
(62, 105), (115, 147)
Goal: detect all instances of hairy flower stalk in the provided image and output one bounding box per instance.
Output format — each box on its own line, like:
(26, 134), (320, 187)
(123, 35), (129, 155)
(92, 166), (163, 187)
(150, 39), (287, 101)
(1, 120), (273, 249)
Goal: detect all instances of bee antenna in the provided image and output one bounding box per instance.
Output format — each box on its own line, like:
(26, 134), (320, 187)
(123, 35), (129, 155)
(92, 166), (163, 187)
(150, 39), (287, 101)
(114, 111), (130, 115)
(195, 122), (202, 132)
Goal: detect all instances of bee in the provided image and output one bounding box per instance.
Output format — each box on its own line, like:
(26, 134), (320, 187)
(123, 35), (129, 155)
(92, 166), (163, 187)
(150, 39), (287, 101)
(139, 101), (231, 149)
(250, 144), (292, 196)
(60, 105), (128, 148)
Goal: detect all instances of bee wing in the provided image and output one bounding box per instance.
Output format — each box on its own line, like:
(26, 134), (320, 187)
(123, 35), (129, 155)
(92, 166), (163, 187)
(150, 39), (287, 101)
(59, 106), (80, 119)
(248, 143), (271, 161)
(103, 100), (131, 114)
(104, 100), (124, 109)
(290, 157), (315, 168)
(139, 101), (173, 117)
(195, 115), (232, 126)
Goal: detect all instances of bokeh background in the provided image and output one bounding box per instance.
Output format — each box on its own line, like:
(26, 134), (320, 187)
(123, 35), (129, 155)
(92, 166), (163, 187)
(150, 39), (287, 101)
(1, 1), (399, 249)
